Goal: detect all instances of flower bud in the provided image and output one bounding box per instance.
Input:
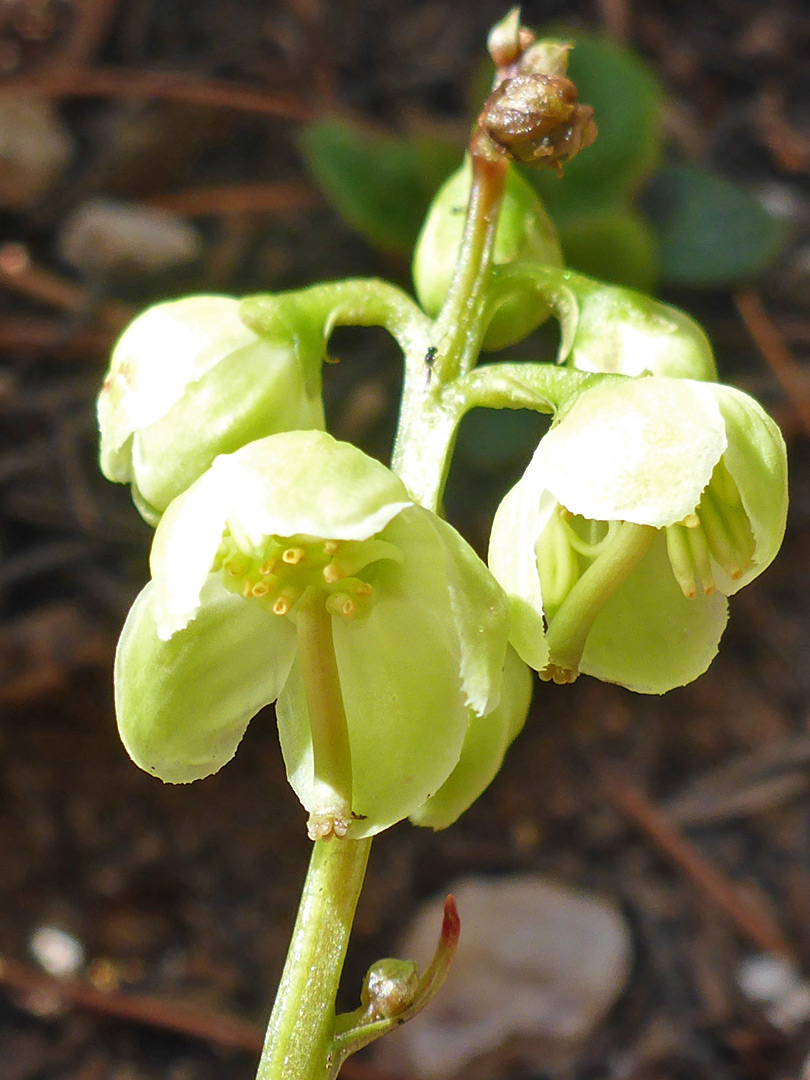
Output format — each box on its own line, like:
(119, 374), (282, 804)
(98, 295), (325, 524)
(560, 276), (717, 380)
(413, 160), (563, 349)
(489, 376), (787, 693)
(478, 74), (597, 173)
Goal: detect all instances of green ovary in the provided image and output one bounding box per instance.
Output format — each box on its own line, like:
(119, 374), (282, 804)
(213, 531), (403, 620)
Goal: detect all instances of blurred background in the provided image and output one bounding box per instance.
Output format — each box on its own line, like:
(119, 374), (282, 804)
(0, 1), (809, 1078)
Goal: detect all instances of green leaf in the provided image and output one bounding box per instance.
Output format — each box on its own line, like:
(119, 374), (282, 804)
(529, 32), (663, 211)
(300, 119), (460, 254)
(556, 206), (659, 290)
(643, 164), (785, 286)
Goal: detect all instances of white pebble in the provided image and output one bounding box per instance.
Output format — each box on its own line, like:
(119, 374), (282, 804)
(57, 197), (202, 277)
(29, 925), (85, 976)
(375, 874), (633, 1079)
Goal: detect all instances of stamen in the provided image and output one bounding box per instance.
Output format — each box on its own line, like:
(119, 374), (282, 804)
(251, 582), (270, 598)
(327, 593), (356, 618)
(665, 524), (698, 599)
(355, 582), (373, 597)
(323, 562), (344, 584)
(686, 520), (715, 596)
(282, 547), (306, 565)
(323, 541), (340, 555)
(699, 487), (754, 580)
(273, 596), (291, 616)
(260, 558), (277, 575)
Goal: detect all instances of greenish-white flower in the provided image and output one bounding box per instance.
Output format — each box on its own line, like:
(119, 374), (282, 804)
(489, 376), (787, 693)
(98, 295), (325, 524)
(116, 431), (510, 839)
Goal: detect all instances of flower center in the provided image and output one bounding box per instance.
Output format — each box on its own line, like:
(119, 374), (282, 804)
(212, 531), (402, 620)
(664, 457), (755, 599)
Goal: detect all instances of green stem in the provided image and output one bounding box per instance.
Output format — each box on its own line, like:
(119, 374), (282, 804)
(393, 151), (509, 510)
(295, 593), (353, 840)
(242, 279), (431, 357)
(256, 836), (372, 1080)
(545, 522), (657, 682)
(431, 153), (509, 382)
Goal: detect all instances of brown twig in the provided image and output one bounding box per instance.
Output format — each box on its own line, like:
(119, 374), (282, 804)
(735, 288), (810, 439)
(0, 318), (115, 357)
(0, 67), (318, 121)
(599, 767), (795, 959)
(0, 243), (133, 332)
(0, 956), (407, 1080)
(148, 181), (322, 217)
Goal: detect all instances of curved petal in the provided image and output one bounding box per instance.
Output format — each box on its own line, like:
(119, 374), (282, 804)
(580, 534), (729, 693)
(488, 480), (551, 673)
(115, 577), (296, 782)
(711, 385), (788, 594)
(149, 431), (413, 637)
(410, 647), (533, 830)
(536, 376), (727, 527)
(420, 510), (510, 716)
(99, 296), (258, 467)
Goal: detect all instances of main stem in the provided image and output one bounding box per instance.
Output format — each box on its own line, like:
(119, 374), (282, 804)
(256, 836), (372, 1080)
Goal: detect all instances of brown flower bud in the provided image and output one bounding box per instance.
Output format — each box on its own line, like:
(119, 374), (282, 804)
(478, 74), (597, 174)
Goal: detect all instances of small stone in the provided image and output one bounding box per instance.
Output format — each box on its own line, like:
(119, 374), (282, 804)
(29, 925), (84, 976)
(57, 198), (202, 278)
(375, 874), (633, 1079)
(0, 96), (74, 208)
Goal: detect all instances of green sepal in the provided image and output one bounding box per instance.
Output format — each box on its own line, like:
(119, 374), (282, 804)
(410, 647), (532, 829)
(115, 577), (296, 782)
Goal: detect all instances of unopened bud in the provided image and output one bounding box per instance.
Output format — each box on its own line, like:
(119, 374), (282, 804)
(479, 74), (597, 174)
(487, 8), (535, 69)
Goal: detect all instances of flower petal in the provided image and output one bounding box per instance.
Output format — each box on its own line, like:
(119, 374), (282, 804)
(421, 510), (510, 716)
(410, 647), (533, 830)
(536, 376), (727, 527)
(710, 385), (788, 594)
(99, 296), (260, 467)
(488, 480), (552, 673)
(149, 430), (413, 637)
(579, 534), (729, 693)
(115, 576), (296, 782)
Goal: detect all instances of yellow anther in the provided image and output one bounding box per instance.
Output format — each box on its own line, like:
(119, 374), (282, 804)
(260, 558), (277, 575)
(327, 593), (356, 618)
(227, 563), (245, 577)
(282, 547), (306, 565)
(681, 512), (700, 529)
(251, 582), (270, 597)
(355, 582), (373, 597)
(273, 596), (291, 616)
(323, 540), (340, 555)
(242, 581), (254, 598)
(323, 562), (344, 583)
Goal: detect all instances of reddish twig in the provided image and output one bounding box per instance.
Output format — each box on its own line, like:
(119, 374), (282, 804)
(0, 243), (133, 332)
(148, 181), (322, 217)
(735, 288), (810, 439)
(599, 767), (795, 959)
(0, 67), (318, 121)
